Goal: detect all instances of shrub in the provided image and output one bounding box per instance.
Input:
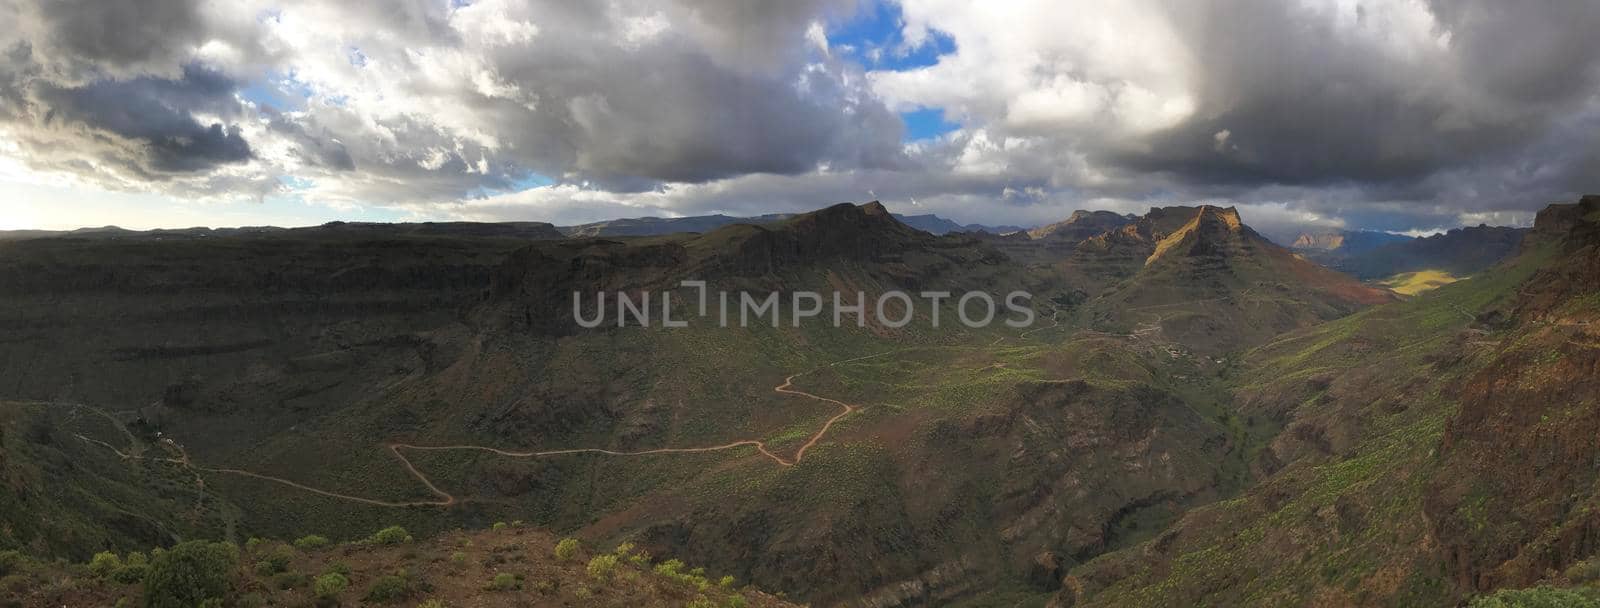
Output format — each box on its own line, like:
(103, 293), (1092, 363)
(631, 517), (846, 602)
(364, 574), (411, 603)
(586, 554), (618, 581)
(272, 571), (308, 590)
(1469, 586), (1600, 608)
(369, 526), (412, 545)
(418, 601), (447, 608)
(324, 561), (352, 576)
(0, 550), (27, 577)
(253, 545), (295, 576)
(244, 538), (264, 550)
(313, 572), (349, 599)
(554, 538), (580, 561)
(719, 575), (735, 588)
(450, 552), (467, 565)
(726, 595), (749, 608)
(143, 541), (237, 608)
(487, 572), (520, 591)
(89, 551), (122, 578)
(613, 542), (635, 556)
(1568, 558), (1600, 585)
(685, 598), (715, 608)
(293, 535), (331, 550)
(112, 562), (149, 585)
(237, 593), (268, 608)
(491, 522), (507, 531)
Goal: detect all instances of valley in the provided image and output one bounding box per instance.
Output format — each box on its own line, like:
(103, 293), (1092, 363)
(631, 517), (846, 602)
(1, 199), (1597, 607)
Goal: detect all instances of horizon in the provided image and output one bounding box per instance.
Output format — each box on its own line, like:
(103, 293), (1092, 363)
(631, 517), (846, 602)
(5, 1), (1597, 237)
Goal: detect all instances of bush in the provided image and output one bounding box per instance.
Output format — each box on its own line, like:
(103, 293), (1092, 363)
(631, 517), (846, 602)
(418, 601), (447, 608)
(143, 541), (237, 608)
(244, 538), (264, 550)
(1569, 558), (1600, 585)
(553, 538), (580, 562)
(726, 595), (749, 608)
(487, 572), (521, 591)
(719, 575), (735, 588)
(89, 551), (123, 578)
(293, 535), (331, 550)
(450, 552), (467, 565)
(1469, 586), (1600, 608)
(324, 561), (352, 576)
(252, 545), (295, 576)
(369, 526), (412, 546)
(491, 522), (507, 531)
(113, 562), (149, 585)
(313, 572), (349, 599)
(587, 554), (618, 581)
(364, 574), (411, 603)
(272, 571), (308, 590)
(0, 550), (27, 577)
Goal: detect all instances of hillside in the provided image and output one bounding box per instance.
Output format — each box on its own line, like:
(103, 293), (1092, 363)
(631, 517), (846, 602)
(0, 200), (1443, 606)
(1, 524), (797, 608)
(1055, 196), (1600, 607)
(1334, 225), (1528, 280)
(1074, 206), (1393, 352)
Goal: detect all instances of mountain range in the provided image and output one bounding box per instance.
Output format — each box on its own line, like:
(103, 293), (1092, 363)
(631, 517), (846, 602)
(1, 198), (1596, 607)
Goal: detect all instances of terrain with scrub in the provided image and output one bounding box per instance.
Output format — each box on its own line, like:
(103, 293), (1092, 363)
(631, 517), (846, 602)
(0, 199), (1597, 606)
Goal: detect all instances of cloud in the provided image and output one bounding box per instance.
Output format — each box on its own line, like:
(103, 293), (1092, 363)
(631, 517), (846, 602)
(2, 0), (1600, 232)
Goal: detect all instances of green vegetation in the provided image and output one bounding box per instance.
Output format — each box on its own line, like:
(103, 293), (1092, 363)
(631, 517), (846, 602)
(143, 541), (237, 608)
(313, 572), (348, 599)
(363, 572), (413, 603)
(587, 554), (619, 581)
(486, 572), (520, 591)
(554, 538), (580, 561)
(292, 535), (330, 550)
(1377, 269), (1460, 295)
(89, 551), (122, 578)
(1469, 587), (1600, 608)
(252, 545), (294, 576)
(368, 526), (412, 546)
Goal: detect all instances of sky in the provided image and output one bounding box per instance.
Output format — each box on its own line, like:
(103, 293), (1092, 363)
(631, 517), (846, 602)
(3, 0), (1600, 236)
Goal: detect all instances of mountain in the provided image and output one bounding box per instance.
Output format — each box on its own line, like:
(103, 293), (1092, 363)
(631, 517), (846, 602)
(1080, 206), (1394, 352)
(1288, 228), (1414, 265)
(1054, 196), (1600, 607)
(12, 198), (1578, 607)
(1325, 225), (1527, 280)
(559, 211), (1023, 237)
(0, 221), (566, 242)
(893, 213), (1026, 235)
(1027, 210), (1136, 242)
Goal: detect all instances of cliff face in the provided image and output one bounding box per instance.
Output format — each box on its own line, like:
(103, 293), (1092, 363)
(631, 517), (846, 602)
(1424, 195), (1600, 592)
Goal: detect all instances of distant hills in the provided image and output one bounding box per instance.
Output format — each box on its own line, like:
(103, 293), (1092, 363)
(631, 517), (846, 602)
(1289, 225), (1528, 280)
(558, 211), (1024, 237)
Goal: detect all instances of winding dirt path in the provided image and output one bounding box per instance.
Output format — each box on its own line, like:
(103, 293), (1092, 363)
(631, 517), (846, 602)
(74, 353), (894, 509)
(71, 314), (1081, 509)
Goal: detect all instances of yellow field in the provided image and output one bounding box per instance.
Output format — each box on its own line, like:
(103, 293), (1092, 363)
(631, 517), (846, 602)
(1376, 269), (1460, 296)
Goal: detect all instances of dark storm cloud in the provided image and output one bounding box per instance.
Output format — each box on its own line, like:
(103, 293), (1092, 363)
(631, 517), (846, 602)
(7, 64), (252, 177)
(1110, 0), (1600, 190)
(10, 0), (212, 81)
